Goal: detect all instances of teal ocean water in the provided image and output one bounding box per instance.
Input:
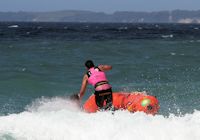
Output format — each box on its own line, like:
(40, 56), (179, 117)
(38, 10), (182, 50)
(0, 22), (200, 140)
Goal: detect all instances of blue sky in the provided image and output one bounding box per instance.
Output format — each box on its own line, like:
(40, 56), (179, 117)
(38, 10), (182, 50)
(1, 0), (200, 13)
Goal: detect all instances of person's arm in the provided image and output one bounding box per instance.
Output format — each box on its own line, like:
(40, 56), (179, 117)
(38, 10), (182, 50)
(98, 65), (112, 71)
(79, 74), (88, 100)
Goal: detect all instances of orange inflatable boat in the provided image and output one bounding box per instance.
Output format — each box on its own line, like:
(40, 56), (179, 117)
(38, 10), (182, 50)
(83, 92), (159, 115)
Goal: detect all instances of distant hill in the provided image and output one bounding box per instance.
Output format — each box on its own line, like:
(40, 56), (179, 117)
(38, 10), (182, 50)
(0, 10), (200, 23)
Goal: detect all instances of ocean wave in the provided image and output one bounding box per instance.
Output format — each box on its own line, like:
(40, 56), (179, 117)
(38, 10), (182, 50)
(25, 96), (81, 113)
(0, 97), (200, 140)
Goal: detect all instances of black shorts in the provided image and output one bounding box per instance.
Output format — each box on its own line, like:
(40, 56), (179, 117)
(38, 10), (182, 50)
(94, 88), (113, 110)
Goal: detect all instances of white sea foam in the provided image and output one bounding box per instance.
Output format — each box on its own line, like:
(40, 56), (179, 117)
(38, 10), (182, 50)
(161, 34), (173, 38)
(0, 97), (200, 140)
(8, 25), (19, 28)
(137, 27), (143, 30)
(170, 52), (176, 56)
(118, 27), (128, 30)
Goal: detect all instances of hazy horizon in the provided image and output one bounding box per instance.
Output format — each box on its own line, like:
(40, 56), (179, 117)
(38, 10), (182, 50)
(0, 9), (200, 14)
(1, 0), (200, 14)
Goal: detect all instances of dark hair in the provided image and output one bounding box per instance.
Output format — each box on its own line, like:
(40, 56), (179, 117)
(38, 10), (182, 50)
(85, 60), (94, 69)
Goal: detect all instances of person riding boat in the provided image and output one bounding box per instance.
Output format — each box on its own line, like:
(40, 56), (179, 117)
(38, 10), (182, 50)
(79, 60), (113, 110)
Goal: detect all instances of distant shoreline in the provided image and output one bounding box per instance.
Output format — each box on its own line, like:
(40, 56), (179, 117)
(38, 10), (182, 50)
(0, 10), (200, 23)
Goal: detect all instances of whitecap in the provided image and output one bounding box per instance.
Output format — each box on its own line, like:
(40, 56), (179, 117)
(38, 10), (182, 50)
(170, 52), (176, 55)
(162, 34), (173, 38)
(118, 27), (128, 30)
(8, 25), (19, 28)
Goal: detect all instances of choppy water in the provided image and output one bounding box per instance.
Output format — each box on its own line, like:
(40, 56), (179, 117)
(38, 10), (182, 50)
(0, 22), (200, 140)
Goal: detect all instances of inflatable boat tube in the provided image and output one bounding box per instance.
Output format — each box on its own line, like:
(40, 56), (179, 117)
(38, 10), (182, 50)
(83, 92), (159, 115)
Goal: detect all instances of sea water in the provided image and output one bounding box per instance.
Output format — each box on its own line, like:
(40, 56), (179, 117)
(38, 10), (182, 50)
(0, 22), (200, 140)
